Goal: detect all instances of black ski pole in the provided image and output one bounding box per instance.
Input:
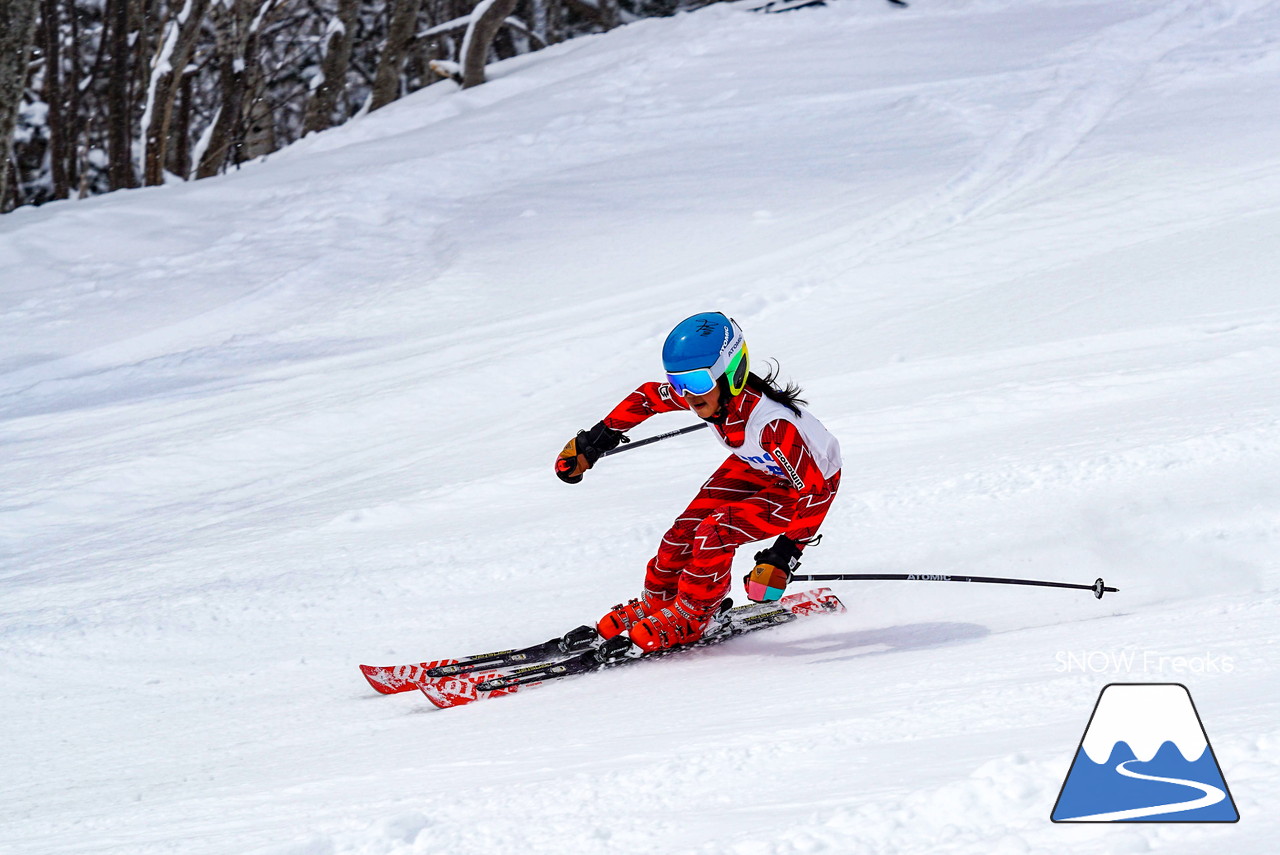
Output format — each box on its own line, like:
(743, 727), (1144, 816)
(601, 422), (708, 457)
(790, 572), (1118, 599)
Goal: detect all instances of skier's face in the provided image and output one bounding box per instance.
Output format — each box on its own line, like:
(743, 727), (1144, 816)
(685, 384), (722, 420)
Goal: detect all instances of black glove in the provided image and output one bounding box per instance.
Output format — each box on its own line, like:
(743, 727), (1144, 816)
(555, 421), (627, 484)
(743, 536), (803, 602)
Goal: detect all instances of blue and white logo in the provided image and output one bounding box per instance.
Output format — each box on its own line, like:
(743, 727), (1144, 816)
(1051, 683), (1239, 822)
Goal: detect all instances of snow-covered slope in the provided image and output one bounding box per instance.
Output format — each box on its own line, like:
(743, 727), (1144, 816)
(2, 0), (1278, 852)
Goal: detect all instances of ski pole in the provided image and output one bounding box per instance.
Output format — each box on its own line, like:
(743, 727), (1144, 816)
(601, 422), (708, 457)
(790, 572), (1118, 599)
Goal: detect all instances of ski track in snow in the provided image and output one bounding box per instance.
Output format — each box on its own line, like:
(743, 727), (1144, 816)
(2, 0), (1280, 853)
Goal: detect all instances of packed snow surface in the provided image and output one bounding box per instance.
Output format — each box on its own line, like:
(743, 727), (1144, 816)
(2, 0), (1279, 852)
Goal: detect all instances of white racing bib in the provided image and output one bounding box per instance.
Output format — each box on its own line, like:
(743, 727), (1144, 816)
(711, 395), (841, 488)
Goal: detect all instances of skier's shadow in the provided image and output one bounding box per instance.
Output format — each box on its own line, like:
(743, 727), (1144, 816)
(749, 621), (990, 662)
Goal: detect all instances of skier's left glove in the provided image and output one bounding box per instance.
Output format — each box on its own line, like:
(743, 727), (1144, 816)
(743, 535), (804, 602)
(555, 421), (627, 484)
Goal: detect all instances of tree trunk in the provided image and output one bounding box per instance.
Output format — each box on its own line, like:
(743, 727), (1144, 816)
(196, 0), (236, 177)
(106, 0), (137, 189)
(303, 0), (359, 134)
(539, 0), (564, 46)
(596, 0), (618, 31)
(141, 0), (210, 186)
(0, 0), (41, 211)
(196, 0), (259, 177)
(169, 67), (193, 179)
(240, 85), (275, 159)
(369, 0), (420, 111)
(63, 0), (83, 193)
(460, 0), (519, 90)
(39, 0), (71, 199)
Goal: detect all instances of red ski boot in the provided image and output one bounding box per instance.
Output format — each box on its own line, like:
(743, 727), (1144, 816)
(597, 592), (671, 640)
(628, 598), (711, 652)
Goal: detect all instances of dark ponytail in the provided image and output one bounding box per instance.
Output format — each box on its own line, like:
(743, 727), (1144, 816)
(745, 359), (807, 416)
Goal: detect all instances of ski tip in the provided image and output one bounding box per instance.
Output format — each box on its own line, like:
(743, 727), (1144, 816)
(360, 664), (410, 695)
(418, 678), (488, 709)
(417, 681), (453, 709)
(360, 659), (463, 694)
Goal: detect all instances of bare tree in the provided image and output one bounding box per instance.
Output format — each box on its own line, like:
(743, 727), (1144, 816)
(197, 0), (273, 177)
(8, 0), (680, 211)
(141, 0), (211, 185)
(303, 0), (359, 133)
(1, 0), (42, 210)
(106, 0), (138, 190)
(596, 0), (619, 31)
(460, 0), (519, 89)
(38, 0), (71, 198)
(169, 68), (194, 178)
(370, 0), (421, 111)
(62, 0), (87, 194)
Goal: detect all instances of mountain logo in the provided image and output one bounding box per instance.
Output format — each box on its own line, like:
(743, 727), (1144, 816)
(1051, 683), (1239, 822)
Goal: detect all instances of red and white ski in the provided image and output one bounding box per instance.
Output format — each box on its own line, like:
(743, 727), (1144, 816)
(359, 659), (460, 695)
(359, 626), (598, 694)
(416, 587), (846, 710)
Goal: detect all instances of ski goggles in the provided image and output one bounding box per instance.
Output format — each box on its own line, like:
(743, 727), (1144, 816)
(666, 367), (719, 397)
(666, 343), (749, 398)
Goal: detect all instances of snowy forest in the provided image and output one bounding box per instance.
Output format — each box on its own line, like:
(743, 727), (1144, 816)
(0, 0), (689, 211)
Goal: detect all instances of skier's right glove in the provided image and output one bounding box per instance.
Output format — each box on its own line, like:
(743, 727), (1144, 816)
(555, 421), (627, 484)
(743, 536), (804, 602)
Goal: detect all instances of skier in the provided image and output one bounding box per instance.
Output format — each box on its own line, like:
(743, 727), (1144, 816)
(555, 311), (842, 653)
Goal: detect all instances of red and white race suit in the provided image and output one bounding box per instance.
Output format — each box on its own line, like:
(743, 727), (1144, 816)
(602, 381), (842, 616)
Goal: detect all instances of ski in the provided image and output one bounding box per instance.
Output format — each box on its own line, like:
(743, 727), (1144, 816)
(358, 624), (598, 694)
(416, 587), (845, 710)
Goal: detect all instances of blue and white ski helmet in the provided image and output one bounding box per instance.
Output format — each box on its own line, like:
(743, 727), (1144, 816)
(662, 312), (750, 397)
